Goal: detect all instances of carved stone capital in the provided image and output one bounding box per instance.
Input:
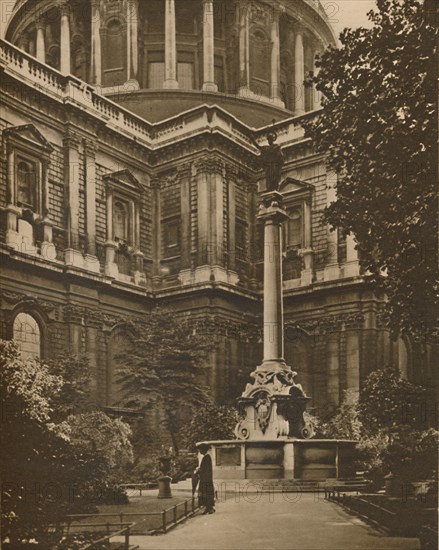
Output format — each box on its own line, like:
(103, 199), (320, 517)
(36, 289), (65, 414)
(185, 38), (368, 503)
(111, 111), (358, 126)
(195, 157), (225, 175)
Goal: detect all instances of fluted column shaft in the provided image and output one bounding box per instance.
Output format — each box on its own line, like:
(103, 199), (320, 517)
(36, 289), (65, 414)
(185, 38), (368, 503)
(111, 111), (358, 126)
(127, 0), (139, 80)
(270, 8), (281, 103)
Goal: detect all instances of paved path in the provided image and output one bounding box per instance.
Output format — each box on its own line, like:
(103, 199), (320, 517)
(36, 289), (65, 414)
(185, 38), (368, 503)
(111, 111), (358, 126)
(116, 491), (420, 550)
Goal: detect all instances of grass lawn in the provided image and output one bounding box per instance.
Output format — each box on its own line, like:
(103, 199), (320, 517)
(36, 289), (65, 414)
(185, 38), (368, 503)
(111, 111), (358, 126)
(64, 490), (198, 535)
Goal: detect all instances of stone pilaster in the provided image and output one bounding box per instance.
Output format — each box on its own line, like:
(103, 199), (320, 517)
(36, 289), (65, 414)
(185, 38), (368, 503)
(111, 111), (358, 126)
(83, 140), (100, 272)
(202, 0), (217, 92)
(63, 132), (81, 266)
(164, 0), (178, 89)
(344, 233), (360, 277)
(151, 178), (162, 286)
(324, 180), (340, 280)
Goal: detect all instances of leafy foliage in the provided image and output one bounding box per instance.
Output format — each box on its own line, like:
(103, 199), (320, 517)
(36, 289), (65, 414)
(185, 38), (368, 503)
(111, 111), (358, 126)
(0, 341), (132, 545)
(318, 390), (362, 440)
(358, 368), (431, 435)
(304, 0), (438, 338)
(182, 402), (239, 451)
(116, 309), (213, 453)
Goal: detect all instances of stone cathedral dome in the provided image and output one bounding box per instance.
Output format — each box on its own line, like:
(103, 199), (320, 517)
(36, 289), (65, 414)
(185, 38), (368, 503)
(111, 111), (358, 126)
(5, 0), (337, 125)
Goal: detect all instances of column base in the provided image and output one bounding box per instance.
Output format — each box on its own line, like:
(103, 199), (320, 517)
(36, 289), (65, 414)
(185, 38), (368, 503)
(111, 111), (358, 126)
(270, 96), (285, 108)
(324, 264), (340, 281)
(342, 261), (360, 278)
(178, 266), (239, 286)
(300, 268), (313, 286)
(202, 82), (218, 92)
(163, 79), (179, 89)
(84, 254), (101, 273)
(41, 241), (57, 261)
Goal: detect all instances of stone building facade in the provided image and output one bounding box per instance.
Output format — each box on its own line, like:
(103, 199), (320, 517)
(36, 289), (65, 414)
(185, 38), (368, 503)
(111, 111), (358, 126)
(1, 0), (437, 415)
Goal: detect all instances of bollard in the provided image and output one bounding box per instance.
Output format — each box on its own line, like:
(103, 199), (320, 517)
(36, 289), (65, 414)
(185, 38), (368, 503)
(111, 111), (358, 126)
(124, 526), (130, 550)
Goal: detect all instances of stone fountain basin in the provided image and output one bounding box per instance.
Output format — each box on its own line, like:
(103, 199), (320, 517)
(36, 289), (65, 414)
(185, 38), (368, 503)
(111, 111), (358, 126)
(197, 439), (358, 481)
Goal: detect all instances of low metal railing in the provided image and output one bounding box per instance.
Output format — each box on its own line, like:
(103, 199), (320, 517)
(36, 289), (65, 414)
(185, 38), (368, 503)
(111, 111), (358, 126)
(65, 496), (199, 537)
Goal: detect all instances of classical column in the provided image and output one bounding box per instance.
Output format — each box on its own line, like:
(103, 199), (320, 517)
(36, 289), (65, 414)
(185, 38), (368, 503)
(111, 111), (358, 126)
(60, 2), (71, 74)
(36, 18), (46, 63)
(180, 165), (192, 270)
(202, 0), (217, 92)
(164, 0), (178, 88)
(270, 7), (281, 105)
(91, 0), (102, 85)
(312, 49), (322, 109)
(127, 0), (139, 81)
(344, 233), (360, 277)
(238, 0), (250, 93)
(324, 180), (340, 280)
(294, 29), (305, 115)
(257, 194), (289, 367)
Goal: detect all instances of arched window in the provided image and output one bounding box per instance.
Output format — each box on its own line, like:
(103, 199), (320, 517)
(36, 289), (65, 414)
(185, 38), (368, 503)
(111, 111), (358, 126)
(13, 312), (41, 360)
(113, 200), (128, 242)
(16, 160), (36, 209)
(102, 19), (126, 86)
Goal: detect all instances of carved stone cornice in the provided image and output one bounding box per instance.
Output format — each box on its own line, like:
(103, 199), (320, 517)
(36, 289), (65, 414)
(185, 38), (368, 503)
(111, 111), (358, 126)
(0, 290), (60, 316)
(288, 312), (365, 335)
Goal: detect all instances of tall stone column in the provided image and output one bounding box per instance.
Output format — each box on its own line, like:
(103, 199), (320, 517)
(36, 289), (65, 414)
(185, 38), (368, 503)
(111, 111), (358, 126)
(36, 18), (46, 63)
(104, 191), (118, 278)
(127, 0), (139, 81)
(164, 0), (178, 89)
(60, 2), (71, 75)
(270, 7), (282, 106)
(91, 0), (102, 85)
(294, 29), (305, 115)
(202, 0), (217, 92)
(258, 194), (288, 368)
(344, 233), (360, 277)
(324, 180), (340, 280)
(238, 0), (250, 94)
(313, 49), (322, 109)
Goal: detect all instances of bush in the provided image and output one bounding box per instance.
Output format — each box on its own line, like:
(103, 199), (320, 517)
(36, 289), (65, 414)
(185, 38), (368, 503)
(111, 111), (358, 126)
(182, 403), (239, 451)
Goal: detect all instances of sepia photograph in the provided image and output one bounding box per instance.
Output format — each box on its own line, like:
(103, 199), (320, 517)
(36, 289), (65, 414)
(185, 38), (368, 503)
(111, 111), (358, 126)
(0, 0), (437, 548)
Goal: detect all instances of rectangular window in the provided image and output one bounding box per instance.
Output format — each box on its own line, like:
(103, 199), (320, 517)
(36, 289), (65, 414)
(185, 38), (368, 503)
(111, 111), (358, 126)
(337, 229), (347, 263)
(15, 156), (37, 209)
(163, 218), (181, 257)
(177, 52), (195, 90)
(214, 55), (224, 92)
(148, 62), (165, 88)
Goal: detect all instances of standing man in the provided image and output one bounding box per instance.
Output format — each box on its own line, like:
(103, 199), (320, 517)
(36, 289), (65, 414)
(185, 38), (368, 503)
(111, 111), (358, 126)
(196, 443), (215, 514)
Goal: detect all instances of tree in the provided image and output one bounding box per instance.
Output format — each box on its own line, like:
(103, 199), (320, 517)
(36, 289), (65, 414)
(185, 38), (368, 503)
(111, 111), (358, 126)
(304, 0), (438, 339)
(182, 403), (239, 451)
(0, 341), (133, 545)
(358, 368), (431, 437)
(117, 309), (213, 454)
